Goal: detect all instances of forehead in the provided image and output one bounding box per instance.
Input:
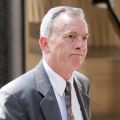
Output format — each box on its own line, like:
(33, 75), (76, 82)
(54, 13), (88, 34)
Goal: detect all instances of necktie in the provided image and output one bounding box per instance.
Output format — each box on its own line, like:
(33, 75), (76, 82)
(65, 81), (75, 120)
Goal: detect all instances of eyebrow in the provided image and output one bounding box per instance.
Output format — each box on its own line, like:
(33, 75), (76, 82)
(65, 31), (89, 37)
(84, 33), (89, 37)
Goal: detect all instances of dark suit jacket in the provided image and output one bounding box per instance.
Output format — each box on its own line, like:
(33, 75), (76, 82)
(0, 60), (91, 120)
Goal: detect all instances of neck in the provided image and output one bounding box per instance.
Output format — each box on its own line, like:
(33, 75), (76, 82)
(44, 58), (73, 80)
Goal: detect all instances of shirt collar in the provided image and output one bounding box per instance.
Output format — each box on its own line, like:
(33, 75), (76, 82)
(43, 59), (74, 97)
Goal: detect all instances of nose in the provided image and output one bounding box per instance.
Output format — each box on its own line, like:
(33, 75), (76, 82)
(75, 38), (86, 50)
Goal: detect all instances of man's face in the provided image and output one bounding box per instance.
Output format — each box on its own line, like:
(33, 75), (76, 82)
(41, 14), (89, 77)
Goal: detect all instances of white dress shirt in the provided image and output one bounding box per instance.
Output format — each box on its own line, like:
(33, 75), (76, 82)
(43, 59), (83, 120)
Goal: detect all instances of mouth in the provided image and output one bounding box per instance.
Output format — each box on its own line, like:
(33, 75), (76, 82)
(70, 54), (83, 58)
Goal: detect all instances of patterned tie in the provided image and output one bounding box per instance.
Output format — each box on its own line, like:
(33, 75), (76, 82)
(65, 81), (75, 120)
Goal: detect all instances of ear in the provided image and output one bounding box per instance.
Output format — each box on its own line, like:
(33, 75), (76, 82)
(39, 36), (49, 53)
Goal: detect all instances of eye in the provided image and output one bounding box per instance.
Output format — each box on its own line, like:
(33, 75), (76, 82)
(82, 36), (88, 42)
(68, 34), (76, 39)
(64, 33), (78, 41)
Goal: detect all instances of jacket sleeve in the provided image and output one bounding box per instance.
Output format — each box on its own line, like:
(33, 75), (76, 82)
(0, 91), (26, 120)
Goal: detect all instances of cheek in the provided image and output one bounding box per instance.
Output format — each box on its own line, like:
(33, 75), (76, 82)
(53, 43), (64, 56)
(83, 44), (88, 54)
(57, 44), (70, 59)
(85, 46), (87, 54)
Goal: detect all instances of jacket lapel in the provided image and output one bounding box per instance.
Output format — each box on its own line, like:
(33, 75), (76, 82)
(40, 87), (62, 120)
(74, 79), (90, 120)
(34, 60), (62, 120)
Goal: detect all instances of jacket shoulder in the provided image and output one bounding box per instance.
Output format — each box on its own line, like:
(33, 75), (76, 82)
(0, 69), (36, 96)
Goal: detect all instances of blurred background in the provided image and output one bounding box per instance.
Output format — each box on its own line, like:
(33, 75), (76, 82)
(0, 0), (120, 120)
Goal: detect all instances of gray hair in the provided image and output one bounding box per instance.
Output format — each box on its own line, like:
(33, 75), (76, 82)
(40, 6), (86, 37)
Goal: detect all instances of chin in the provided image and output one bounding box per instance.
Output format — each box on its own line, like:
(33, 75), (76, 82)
(72, 64), (81, 71)
(73, 61), (83, 70)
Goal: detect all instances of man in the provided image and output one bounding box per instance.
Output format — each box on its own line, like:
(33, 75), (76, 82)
(0, 6), (91, 120)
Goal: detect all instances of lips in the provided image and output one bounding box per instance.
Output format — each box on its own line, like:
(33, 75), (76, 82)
(71, 53), (83, 57)
(70, 54), (84, 59)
